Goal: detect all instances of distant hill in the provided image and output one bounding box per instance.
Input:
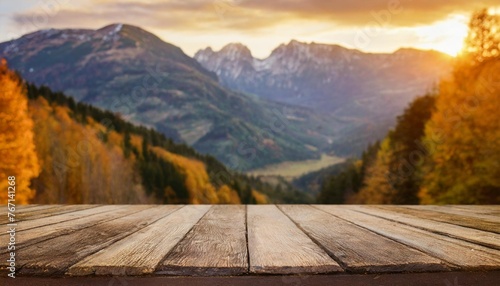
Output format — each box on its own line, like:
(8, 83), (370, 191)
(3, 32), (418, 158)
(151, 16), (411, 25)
(0, 24), (336, 171)
(195, 41), (453, 154)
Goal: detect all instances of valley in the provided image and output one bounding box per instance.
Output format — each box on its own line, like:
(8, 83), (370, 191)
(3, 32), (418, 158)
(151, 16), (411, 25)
(247, 154), (345, 180)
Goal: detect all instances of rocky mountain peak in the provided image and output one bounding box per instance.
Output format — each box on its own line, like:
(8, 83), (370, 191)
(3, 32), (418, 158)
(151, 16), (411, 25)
(217, 43), (254, 61)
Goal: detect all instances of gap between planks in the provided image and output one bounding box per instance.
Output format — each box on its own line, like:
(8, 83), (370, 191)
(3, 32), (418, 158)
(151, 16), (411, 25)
(247, 205), (342, 274)
(313, 205), (500, 270)
(10, 206), (180, 275)
(69, 205), (210, 276)
(278, 205), (448, 273)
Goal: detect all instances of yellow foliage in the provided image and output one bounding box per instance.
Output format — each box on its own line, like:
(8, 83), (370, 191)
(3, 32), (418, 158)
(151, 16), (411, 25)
(130, 134), (143, 152)
(420, 60), (500, 204)
(252, 190), (269, 204)
(29, 96), (147, 204)
(0, 61), (40, 204)
(85, 117), (108, 134)
(151, 146), (220, 204)
(418, 9), (500, 204)
(354, 138), (396, 204)
(107, 130), (122, 147)
(216, 184), (241, 204)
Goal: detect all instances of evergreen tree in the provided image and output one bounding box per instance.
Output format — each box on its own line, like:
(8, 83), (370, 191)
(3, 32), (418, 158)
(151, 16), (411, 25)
(123, 131), (132, 158)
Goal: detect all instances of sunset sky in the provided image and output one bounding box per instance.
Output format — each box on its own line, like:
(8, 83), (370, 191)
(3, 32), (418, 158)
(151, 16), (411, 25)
(1, 0), (499, 58)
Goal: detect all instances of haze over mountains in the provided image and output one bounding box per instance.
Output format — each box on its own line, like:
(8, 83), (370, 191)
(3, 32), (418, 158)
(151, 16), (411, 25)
(1, 24), (452, 171)
(195, 41), (452, 126)
(195, 41), (452, 156)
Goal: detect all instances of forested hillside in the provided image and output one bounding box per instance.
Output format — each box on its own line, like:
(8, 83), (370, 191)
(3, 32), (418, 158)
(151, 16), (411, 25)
(0, 62), (310, 204)
(318, 9), (500, 205)
(0, 24), (336, 171)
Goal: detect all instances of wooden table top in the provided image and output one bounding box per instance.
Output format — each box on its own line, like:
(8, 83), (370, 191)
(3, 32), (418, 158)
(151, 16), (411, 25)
(1, 205), (499, 285)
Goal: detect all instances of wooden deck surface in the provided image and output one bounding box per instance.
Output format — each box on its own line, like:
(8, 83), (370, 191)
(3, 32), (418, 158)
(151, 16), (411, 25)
(1, 205), (499, 284)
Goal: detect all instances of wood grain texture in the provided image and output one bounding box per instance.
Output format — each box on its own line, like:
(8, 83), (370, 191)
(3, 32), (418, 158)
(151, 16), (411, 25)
(11, 206), (176, 275)
(247, 205), (342, 274)
(68, 205), (208, 276)
(378, 206), (500, 234)
(406, 205), (500, 222)
(0, 205), (42, 224)
(15, 204), (40, 209)
(0, 205), (63, 224)
(358, 206), (500, 250)
(315, 205), (500, 270)
(16, 205), (60, 212)
(443, 205), (500, 216)
(0, 205), (151, 252)
(1, 204), (499, 277)
(279, 205), (447, 273)
(7, 205), (97, 224)
(159, 205), (247, 276)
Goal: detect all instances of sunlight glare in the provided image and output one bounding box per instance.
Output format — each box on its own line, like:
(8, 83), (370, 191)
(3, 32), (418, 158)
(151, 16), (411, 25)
(415, 14), (469, 56)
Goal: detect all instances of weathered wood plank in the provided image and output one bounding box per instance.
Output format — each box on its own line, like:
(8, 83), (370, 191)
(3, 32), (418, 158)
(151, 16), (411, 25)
(159, 205), (247, 276)
(2, 205), (97, 224)
(0, 204), (40, 223)
(11, 204), (40, 210)
(15, 205), (61, 213)
(315, 205), (500, 270)
(378, 206), (500, 234)
(359, 205), (500, 250)
(441, 205), (500, 216)
(279, 205), (448, 273)
(7, 206), (176, 275)
(406, 205), (500, 222)
(1, 205), (63, 224)
(247, 205), (342, 274)
(1, 204), (44, 221)
(0, 205), (152, 251)
(15, 205), (59, 212)
(68, 205), (209, 276)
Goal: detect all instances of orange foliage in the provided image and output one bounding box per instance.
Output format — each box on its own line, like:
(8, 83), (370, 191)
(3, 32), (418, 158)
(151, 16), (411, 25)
(151, 147), (244, 204)
(0, 61), (40, 204)
(130, 134), (143, 152)
(216, 184), (241, 204)
(29, 97), (148, 204)
(252, 190), (269, 204)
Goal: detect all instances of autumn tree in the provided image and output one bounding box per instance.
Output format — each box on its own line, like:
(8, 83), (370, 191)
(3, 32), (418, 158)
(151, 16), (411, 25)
(420, 9), (500, 204)
(0, 59), (40, 204)
(462, 8), (500, 65)
(354, 138), (397, 204)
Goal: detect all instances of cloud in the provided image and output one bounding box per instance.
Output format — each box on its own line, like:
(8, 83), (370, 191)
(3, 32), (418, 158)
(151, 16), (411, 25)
(239, 0), (499, 26)
(11, 0), (497, 35)
(5, 0), (494, 58)
(10, 0), (283, 34)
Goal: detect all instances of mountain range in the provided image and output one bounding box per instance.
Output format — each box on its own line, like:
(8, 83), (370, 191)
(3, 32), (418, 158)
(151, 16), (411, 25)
(195, 41), (452, 117)
(0, 24), (335, 171)
(1, 24), (452, 170)
(195, 42), (452, 154)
